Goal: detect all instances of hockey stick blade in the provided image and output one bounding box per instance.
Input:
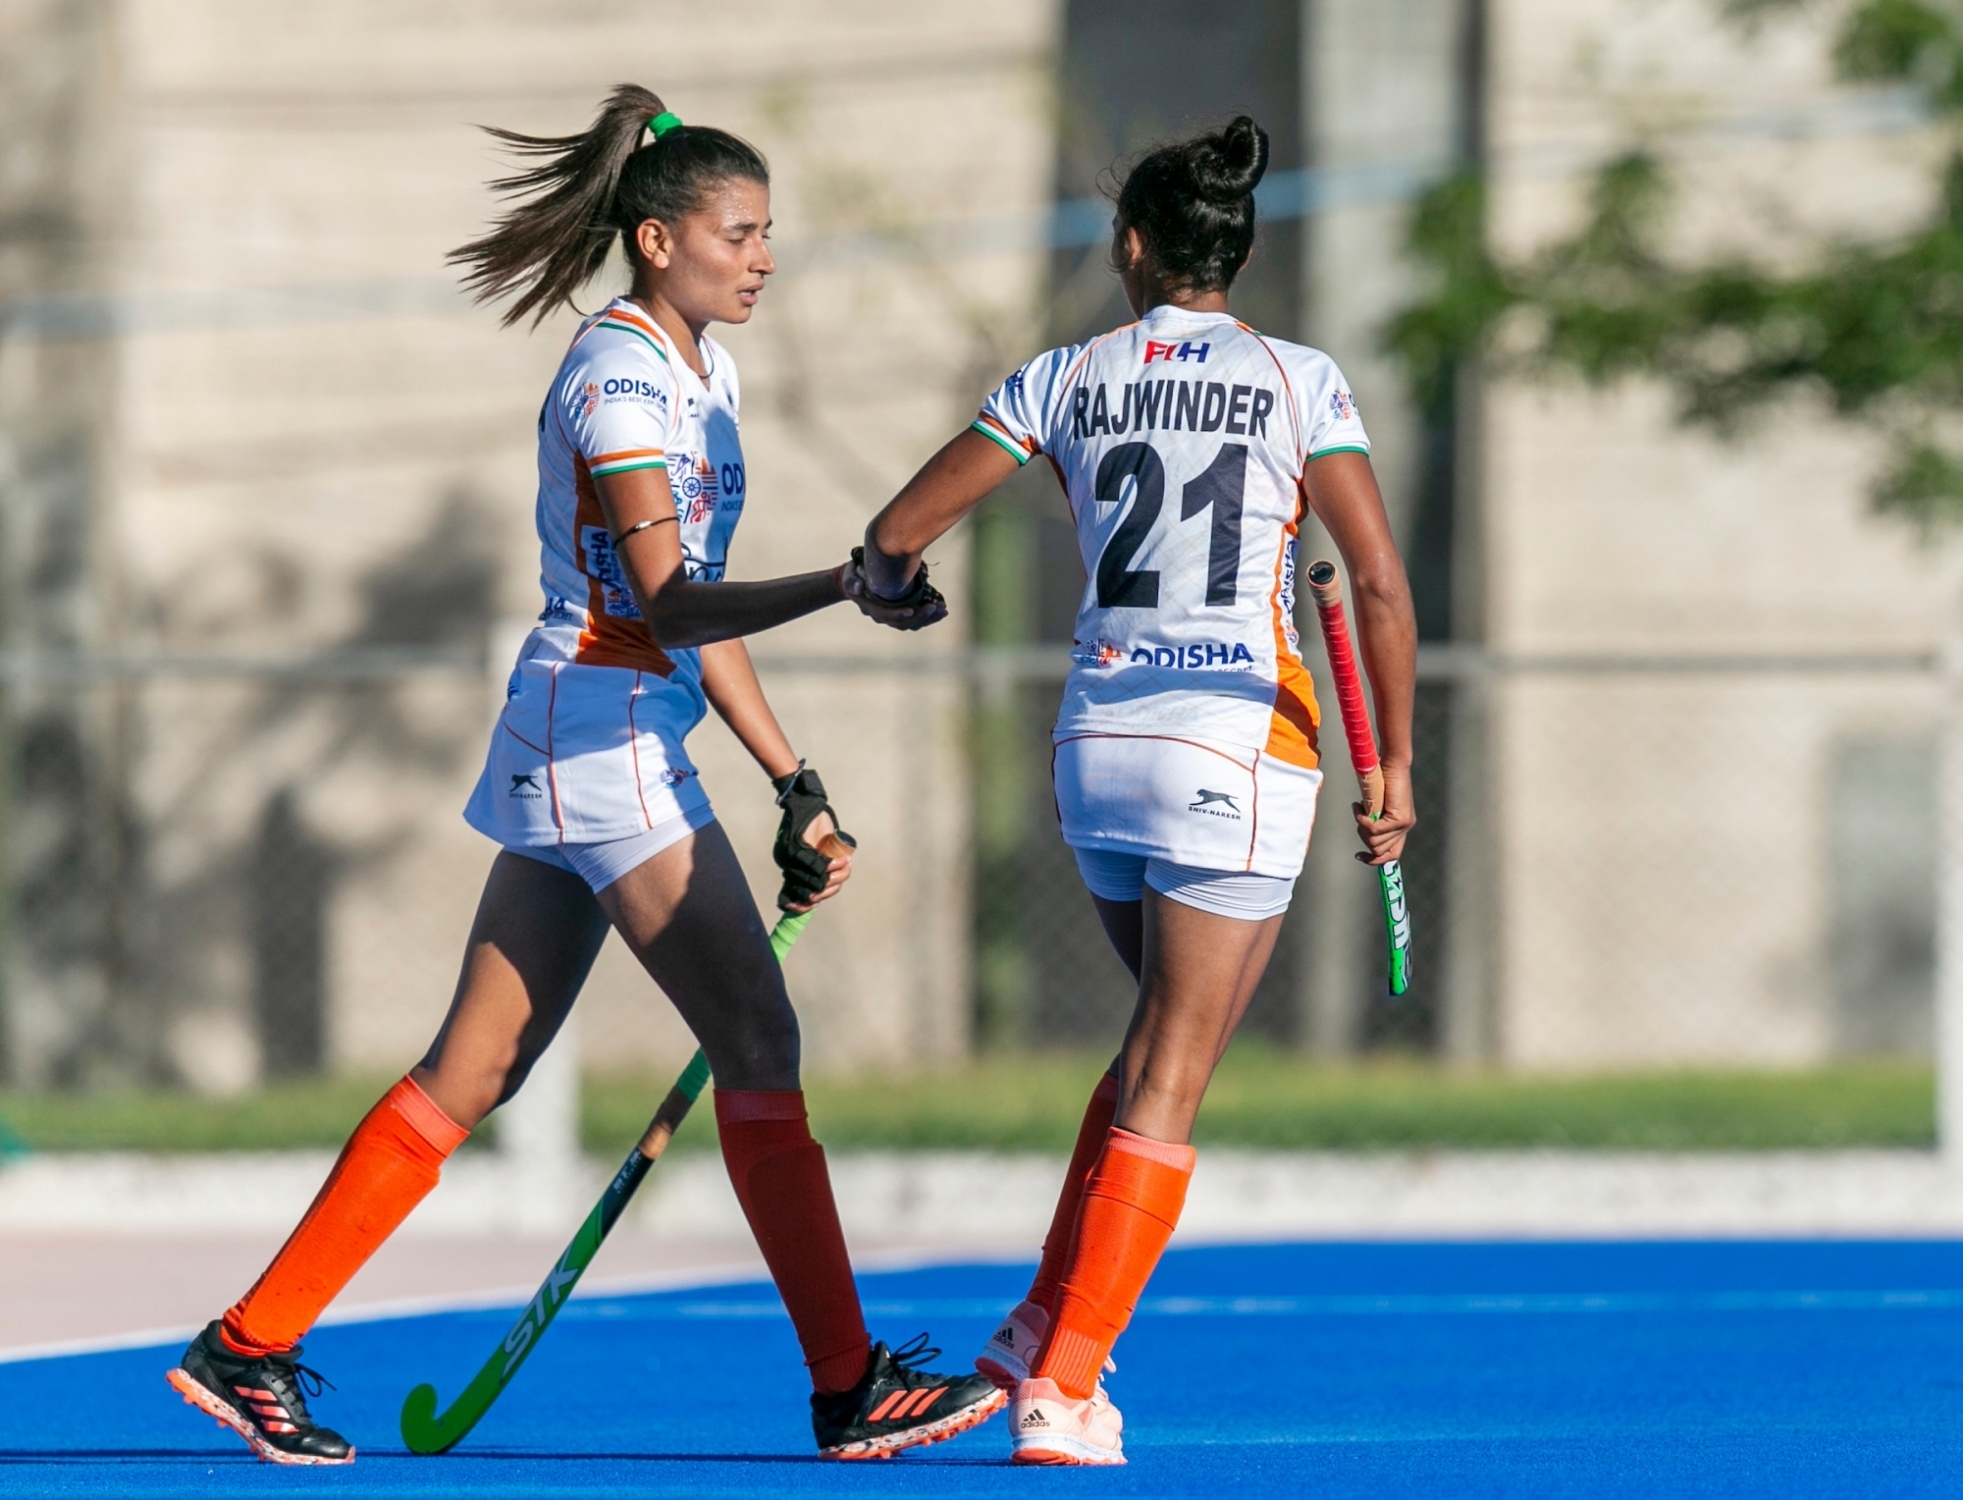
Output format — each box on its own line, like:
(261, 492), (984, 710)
(399, 899), (826, 1454)
(1306, 559), (1413, 997)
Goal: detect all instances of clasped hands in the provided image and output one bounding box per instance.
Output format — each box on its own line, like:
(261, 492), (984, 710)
(837, 546), (949, 632)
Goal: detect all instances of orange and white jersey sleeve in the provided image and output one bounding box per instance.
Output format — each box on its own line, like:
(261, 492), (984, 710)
(558, 320), (677, 486)
(533, 302), (692, 677)
(1287, 345), (1371, 464)
(971, 343), (1086, 465)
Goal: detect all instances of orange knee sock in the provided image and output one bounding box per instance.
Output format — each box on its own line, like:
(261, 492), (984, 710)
(715, 1089), (871, 1395)
(1033, 1128), (1195, 1399)
(222, 1076), (467, 1356)
(1026, 1073), (1122, 1316)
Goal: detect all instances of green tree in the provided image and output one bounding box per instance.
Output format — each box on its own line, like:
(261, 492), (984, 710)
(1390, 0), (1963, 527)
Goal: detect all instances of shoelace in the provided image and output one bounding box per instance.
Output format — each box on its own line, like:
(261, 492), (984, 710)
(887, 1333), (942, 1376)
(260, 1360), (334, 1423)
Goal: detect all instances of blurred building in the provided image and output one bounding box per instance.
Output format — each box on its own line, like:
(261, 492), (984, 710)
(0, 0), (1949, 1091)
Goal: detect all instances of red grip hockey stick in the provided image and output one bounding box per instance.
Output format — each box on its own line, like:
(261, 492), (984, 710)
(1306, 559), (1411, 997)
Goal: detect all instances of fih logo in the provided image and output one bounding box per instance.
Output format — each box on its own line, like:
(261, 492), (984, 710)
(1329, 388), (1358, 422)
(1188, 788), (1242, 819)
(1144, 340), (1210, 364)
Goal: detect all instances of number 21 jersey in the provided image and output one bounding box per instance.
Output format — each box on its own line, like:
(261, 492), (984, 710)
(973, 304), (1370, 769)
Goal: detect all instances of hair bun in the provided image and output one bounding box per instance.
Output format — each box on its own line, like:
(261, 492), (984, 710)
(1191, 115), (1269, 203)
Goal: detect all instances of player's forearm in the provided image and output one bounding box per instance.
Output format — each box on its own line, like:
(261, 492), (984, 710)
(640, 571), (844, 651)
(699, 640), (801, 779)
(865, 428), (1019, 595)
(1351, 564), (1417, 768)
(1302, 450), (1415, 766)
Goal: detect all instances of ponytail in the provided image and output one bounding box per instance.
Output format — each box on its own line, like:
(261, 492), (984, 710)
(1115, 115), (1270, 295)
(450, 84), (770, 328)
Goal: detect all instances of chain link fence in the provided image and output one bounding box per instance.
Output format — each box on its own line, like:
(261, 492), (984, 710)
(0, 640), (1942, 1092)
(0, 651), (489, 1092)
(967, 645), (1943, 1070)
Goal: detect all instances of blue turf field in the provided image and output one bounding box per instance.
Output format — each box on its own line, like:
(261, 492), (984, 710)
(6, 1240), (1963, 1497)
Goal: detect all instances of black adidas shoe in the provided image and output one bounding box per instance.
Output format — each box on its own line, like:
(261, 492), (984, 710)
(812, 1334), (1007, 1459)
(166, 1321), (354, 1465)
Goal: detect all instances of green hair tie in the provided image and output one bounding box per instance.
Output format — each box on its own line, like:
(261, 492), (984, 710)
(648, 112), (683, 139)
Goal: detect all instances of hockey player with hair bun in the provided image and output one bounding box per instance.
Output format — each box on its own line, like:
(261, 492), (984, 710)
(851, 113), (1418, 1464)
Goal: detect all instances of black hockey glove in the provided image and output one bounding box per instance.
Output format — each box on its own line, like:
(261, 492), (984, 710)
(845, 546), (948, 630)
(771, 764), (854, 911)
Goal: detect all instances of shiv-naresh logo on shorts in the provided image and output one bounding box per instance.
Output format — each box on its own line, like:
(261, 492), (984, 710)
(1188, 788), (1242, 820)
(509, 773), (545, 801)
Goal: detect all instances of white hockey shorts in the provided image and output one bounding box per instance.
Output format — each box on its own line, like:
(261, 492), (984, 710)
(506, 807), (716, 894)
(1052, 733), (1322, 899)
(464, 636), (712, 850)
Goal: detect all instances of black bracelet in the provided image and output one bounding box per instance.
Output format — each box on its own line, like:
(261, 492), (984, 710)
(850, 546), (932, 607)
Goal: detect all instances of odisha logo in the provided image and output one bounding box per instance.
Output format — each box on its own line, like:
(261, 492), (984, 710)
(1070, 639), (1125, 666)
(580, 382), (601, 419)
(1129, 641), (1256, 669)
(601, 377), (665, 403)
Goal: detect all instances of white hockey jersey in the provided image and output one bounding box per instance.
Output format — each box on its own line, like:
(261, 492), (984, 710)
(531, 296), (747, 683)
(974, 304), (1370, 768)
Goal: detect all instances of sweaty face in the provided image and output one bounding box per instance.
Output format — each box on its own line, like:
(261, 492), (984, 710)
(653, 178), (775, 327)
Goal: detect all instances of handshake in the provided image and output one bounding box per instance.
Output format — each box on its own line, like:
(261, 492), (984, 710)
(837, 546), (949, 632)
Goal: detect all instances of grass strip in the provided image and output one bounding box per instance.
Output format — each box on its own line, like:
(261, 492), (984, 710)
(590, 1051), (1936, 1157)
(0, 1053), (1933, 1156)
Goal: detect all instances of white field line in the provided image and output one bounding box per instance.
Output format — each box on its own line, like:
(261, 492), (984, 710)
(0, 1259), (770, 1367)
(0, 1240), (1043, 1367)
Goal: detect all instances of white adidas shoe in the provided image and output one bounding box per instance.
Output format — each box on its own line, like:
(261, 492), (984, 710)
(1009, 1375), (1125, 1466)
(975, 1299), (1046, 1390)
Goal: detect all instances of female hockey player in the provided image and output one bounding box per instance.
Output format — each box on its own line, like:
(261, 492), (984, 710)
(165, 86), (991, 1465)
(858, 114), (1417, 1463)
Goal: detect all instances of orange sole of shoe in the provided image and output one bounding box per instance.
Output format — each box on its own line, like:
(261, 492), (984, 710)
(822, 1388), (1009, 1460)
(165, 1368), (356, 1467)
(1011, 1446), (1127, 1466)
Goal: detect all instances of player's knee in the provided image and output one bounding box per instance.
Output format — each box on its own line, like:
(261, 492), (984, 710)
(704, 991), (801, 1090)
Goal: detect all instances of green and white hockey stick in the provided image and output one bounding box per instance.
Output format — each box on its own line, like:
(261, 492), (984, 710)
(399, 875), (837, 1455)
(1307, 560), (1414, 997)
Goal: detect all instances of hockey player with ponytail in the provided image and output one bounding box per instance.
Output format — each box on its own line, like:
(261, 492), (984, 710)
(164, 86), (989, 1464)
(860, 115), (1419, 1463)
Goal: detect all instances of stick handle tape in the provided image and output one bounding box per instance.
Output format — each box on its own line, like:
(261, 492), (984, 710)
(1305, 560), (1383, 814)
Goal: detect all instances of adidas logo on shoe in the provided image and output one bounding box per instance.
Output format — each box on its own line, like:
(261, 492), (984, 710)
(992, 1327), (1016, 1348)
(1021, 1408), (1050, 1428)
